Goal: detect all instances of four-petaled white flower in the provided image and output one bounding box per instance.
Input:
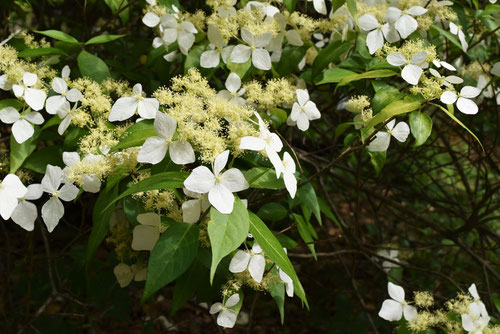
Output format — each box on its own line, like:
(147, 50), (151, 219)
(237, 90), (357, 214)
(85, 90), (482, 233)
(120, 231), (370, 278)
(313, 33), (329, 49)
(440, 86), (480, 115)
(162, 14), (198, 55)
(12, 72), (47, 111)
(0, 174), (28, 220)
(63, 152), (103, 193)
(385, 6), (427, 39)
(429, 68), (463, 87)
(280, 152), (297, 199)
(461, 301), (490, 334)
(41, 165), (79, 232)
(114, 263), (147, 288)
(182, 189), (211, 224)
(137, 112), (195, 165)
(200, 24), (234, 68)
(109, 83), (159, 122)
(217, 73), (246, 106)
(358, 14), (399, 55)
(387, 51), (428, 85)
(229, 242), (266, 283)
(56, 100), (78, 135)
(0, 106), (44, 143)
(378, 282), (417, 322)
(376, 249), (400, 272)
(131, 212), (166, 251)
(468, 284), (488, 318)
(308, 0), (327, 15)
(11, 184), (43, 231)
(245, 1), (279, 17)
(210, 294), (240, 328)
(450, 22), (468, 51)
(45, 77), (82, 115)
(289, 89), (321, 131)
(432, 60), (457, 71)
(368, 119), (410, 152)
(231, 28), (273, 71)
(184, 150), (249, 214)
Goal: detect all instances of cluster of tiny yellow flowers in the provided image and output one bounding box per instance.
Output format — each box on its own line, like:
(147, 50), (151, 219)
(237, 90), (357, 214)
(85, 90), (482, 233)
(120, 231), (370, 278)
(379, 39), (438, 64)
(78, 119), (128, 155)
(413, 291), (434, 308)
(346, 95), (373, 125)
(22, 32), (51, 50)
(71, 78), (113, 118)
(357, 2), (390, 22)
(410, 75), (443, 101)
(0, 143), (10, 175)
(221, 279), (242, 298)
(445, 292), (473, 315)
(286, 11), (334, 39)
(106, 208), (137, 262)
(243, 78), (297, 109)
(180, 11), (207, 32)
(233, 265), (280, 292)
(408, 311), (439, 332)
(101, 78), (132, 97)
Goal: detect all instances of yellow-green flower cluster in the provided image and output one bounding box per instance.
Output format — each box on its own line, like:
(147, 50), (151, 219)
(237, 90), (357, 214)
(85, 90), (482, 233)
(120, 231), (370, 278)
(243, 77), (297, 109)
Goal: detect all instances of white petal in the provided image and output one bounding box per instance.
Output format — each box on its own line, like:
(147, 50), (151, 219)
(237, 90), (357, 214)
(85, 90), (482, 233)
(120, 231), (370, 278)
(295, 113), (310, 131)
(458, 30), (468, 51)
(0, 74), (13, 90)
(395, 15), (418, 39)
(170, 140), (196, 165)
(181, 21), (197, 34)
(359, 14), (379, 31)
(248, 254), (266, 283)
(279, 269), (294, 297)
(12, 119), (34, 144)
(401, 64), (423, 85)
(440, 91), (458, 104)
(387, 53), (407, 66)
(0, 193), (19, 220)
(410, 51), (427, 65)
(200, 50), (220, 68)
(241, 28), (255, 45)
(386, 119), (396, 131)
(217, 310), (237, 328)
(304, 101), (321, 120)
(491, 62), (500, 76)
(82, 175), (101, 193)
(225, 294), (240, 307)
(440, 61), (456, 71)
(221, 46), (234, 63)
(403, 305), (417, 321)
(468, 284), (480, 300)
(378, 299), (403, 321)
(385, 7), (402, 23)
(66, 88), (82, 102)
(391, 122), (410, 142)
(23, 72), (37, 86)
(178, 31), (195, 53)
(41, 197), (64, 233)
(283, 171), (297, 198)
(208, 183), (234, 214)
(368, 132), (391, 152)
(3, 174), (27, 198)
(0, 107), (20, 124)
(456, 97), (478, 115)
(296, 89), (310, 106)
(266, 148), (283, 178)
(132, 225), (159, 251)
(25, 112), (44, 125)
(230, 45), (252, 63)
(388, 282), (405, 302)
(25, 184), (43, 200)
(45, 95), (67, 115)
(11, 201), (37, 231)
(252, 48), (271, 70)
(154, 112), (176, 139)
(51, 77), (67, 94)
(407, 6), (427, 16)
(229, 250), (251, 273)
(225, 73), (241, 93)
(24, 88), (47, 111)
(61, 65), (70, 79)
(313, 0), (327, 15)
(138, 98), (159, 120)
(446, 75), (463, 84)
(240, 136), (266, 151)
(143, 12), (160, 27)
(366, 29), (384, 54)
(461, 314), (475, 332)
(58, 183), (79, 201)
(221, 168), (249, 192)
(58, 115), (72, 135)
(114, 263), (134, 288)
(461, 86), (481, 98)
(255, 33), (273, 48)
(109, 97), (138, 122)
(210, 302), (222, 314)
(182, 199), (201, 223)
(63, 151), (80, 167)
(382, 23), (400, 43)
(207, 24), (224, 48)
(184, 166), (216, 194)
(42, 165), (62, 193)
(286, 30), (303, 46)
(214, 150), (229, 176)
(137, 137), (168, 164)
(137, 212), (161, 227)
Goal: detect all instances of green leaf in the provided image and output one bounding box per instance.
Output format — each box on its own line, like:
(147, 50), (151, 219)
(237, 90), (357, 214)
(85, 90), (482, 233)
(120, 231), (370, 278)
(85, 34), (126, 45)
(244, 167), (285, 189)
(368, 151), (386, 176)
(269, 107), (288, 125)
(22, 145), (64, 173)
(409, 111), (432, 147)
(34, 30), (79, 44)
(295, 182), (321, 225)
(335, 122), (353, 139)
(10, 127), (40, 173)
(112, 119), (156, 151)
(430, 25), (463, 50)
(315, 67), (356, 85)
(312, 40), (351, 79)
(346, 0), (359, 27)
(257, 202), (288, 222)
(208, 199), (249, 283)
(184, 44), (205, 73)
(227, 58), (252, 79)
(103, 0), (130, 24)
(338, 69), (397, 86)
(269, 280), (285, 324)
(18, 47), (68, 58)
(284, 0), (296, 12)
(331, 0), (346, 13)
(170, 259), (205, 316)
(356, 35), (371, 59)
(317, 197), (342, 230)
(77, 50), (111, 83)
(142, 223), (199, 302)
(0, 99), (23, 110)
(371, 86), (404, 113)
(248, 211), (308, 307)
(294, 214), (317, 259)
(364, 99), (421, 130)
(275, 44), (308, 76)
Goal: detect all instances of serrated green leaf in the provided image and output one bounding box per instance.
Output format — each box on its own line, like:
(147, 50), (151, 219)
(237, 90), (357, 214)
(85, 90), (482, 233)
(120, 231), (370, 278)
(77, 50), (111, 83)
(409, 111), (432, 146)
(34, 30), (79, 44)
(85, 34), (126, 45)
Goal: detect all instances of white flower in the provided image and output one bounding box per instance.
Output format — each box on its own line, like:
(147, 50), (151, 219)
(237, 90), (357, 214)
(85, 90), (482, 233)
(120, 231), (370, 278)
(0, 106), (44, 143)
(184, 150), (249, 214)
(477, 75), (494, 99)
(0, 174), (28, 220)
(245, 1), (279, 17)
(468, 284), (488, 318)
(229, 242), (266, 283)
(281, 152), (297, 199)
(313, 33), (329, 48)
(218, 0), (236, 17)
(387, 51), (428, 85)
(491, 62), (500, 77)
(385, 6), (427, 39)
(432, 60), (457, 71)
(63, 152), (103, 193)
(131, 212), (165, 251)
(162, 14), (197, 55)
(308, 0), (327, 15)
(12, 72), (47, 111)
(45, 77), (82, 115)
(56, 100), (78, 135)
(376, 249), (400, 272)
(142, 12), (161, 28)
(461, 302), (490, 334)
(449, 22), (468, 51)
(210, 294), (240, 328)
(200, 24), (234, 68)
(278, 248), (294, 297)
(0, 74), (13, 90)
(358, 14), (399, 54)
(368, 119), (410, 152)
(378, 282), (417, 322)
(289, 89), (321, 131)
(11, 184), (43, 231)
(61, 65), (71, 79)
(440, 86), (480, 115)
(266, 14), (303, 56)
(217, 73), (246, 106)
(41, 165), (79, 232)
(231, 28), (273, 71)
(137, 112), (195, 165)
(182, 189), (211, 224)
(109, 83), (159, 122)
(429, 68), (463, 87)
(113, 263), (147, 288)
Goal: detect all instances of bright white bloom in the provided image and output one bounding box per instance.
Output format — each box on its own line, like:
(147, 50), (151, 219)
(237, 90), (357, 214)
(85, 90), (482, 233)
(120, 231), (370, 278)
(41, 165), (79, 232)
(61, 65), (71, 79)
(109, 83), (159, 122)
(0, 107), (44, 143)
(11, 184), (43, 231)
(429, 68), (463, 87)
(45, 77), (82, 115)
(477, 75), (494, 99)
(0, 74), (13, 90)
(440, 86), (480, 115)
(217, 73), (246, 106)
(200, 24), (234, 68)
(468, 284), (488, 317)
(56, 100), (78, 135)
(387, 51), (428, 85)
(229, 242), (266, 283)
(63, 152), (103, 193)
(161, 14), (197, 55)
(245, 1), (279, 17)
(266, 14), (303, 56)
(114, 263), (147, 288)
(313, 33), (329, 48)
(184, 150), (249, 214)
(290, 89), (321, 131)
(281, 152), (297, 199)
(449, 22), (468, 51)
(376, 249), (400, 272)
(432, 60), (456, 71)
(278, 248), (293, 297)
(240, 112), (283, 177)
(461, 302), (490, 334)
(210, 294), (240, 328)
(378, 282), (417, 322)
(368, 119), (410, 152)
(385, 6), (427, 39)
(308, 0), (327, 15)
(182, 189), (210, 224)
(358, 14), (399, 54)
(12, 72), (47, 111)
(142, 12), (161, 28)
(137, 112), (195, 165)
(218, 0), (236, 17)
(491, 62), (500, 77)
(231, 28), (272, 71)
(0, 174), (28, 220)
(131, 212), (165, 251)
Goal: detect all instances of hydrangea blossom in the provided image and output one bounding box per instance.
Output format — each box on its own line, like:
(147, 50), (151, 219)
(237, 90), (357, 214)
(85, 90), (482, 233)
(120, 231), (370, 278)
(184, 150), (249, 214)
(200, 24), (234, 68)
(468, 284), (488, 317)
(63, 152), (103, 193)
(378, 282), (417, 322)
(217, 0), (236, 17)
(229, 242), (266, 283)
(114, 263), (147, 288)
(368, 119), (410, 152)
(137, 111), (195, 165)
(245, 1), (279, 17)
(56, 100), (78, 135)
(0, 106), (44, 143)
(376, 249), (400, 272)
(210, 294), (240, 328)
(161, 14), (197, 55)
(289, 89), (321, 131)
(449, 22), (468, 51)
(429, 68), (463, 87)
(12, 72), (47, 111)
(131, 212), (165, 251)
(308, 0), (327, 15)
(280, 152), (297, 199)
(231, 28), (273, 70)
(108, 83), (159, 122)
(385, 6), (427, 39)
(217, 73), (246, 106)
(387, 51), (428, 85)
(313, 33), (329, 48)
(461, 302), (490, 334)
(45, 77), (82, 115)
(440, 86), (481, 115)
(182, 189), (210, 224)
(358, 14), (399, 54)
(11, 184), (43, 231)
(0, 174), (28, 220)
